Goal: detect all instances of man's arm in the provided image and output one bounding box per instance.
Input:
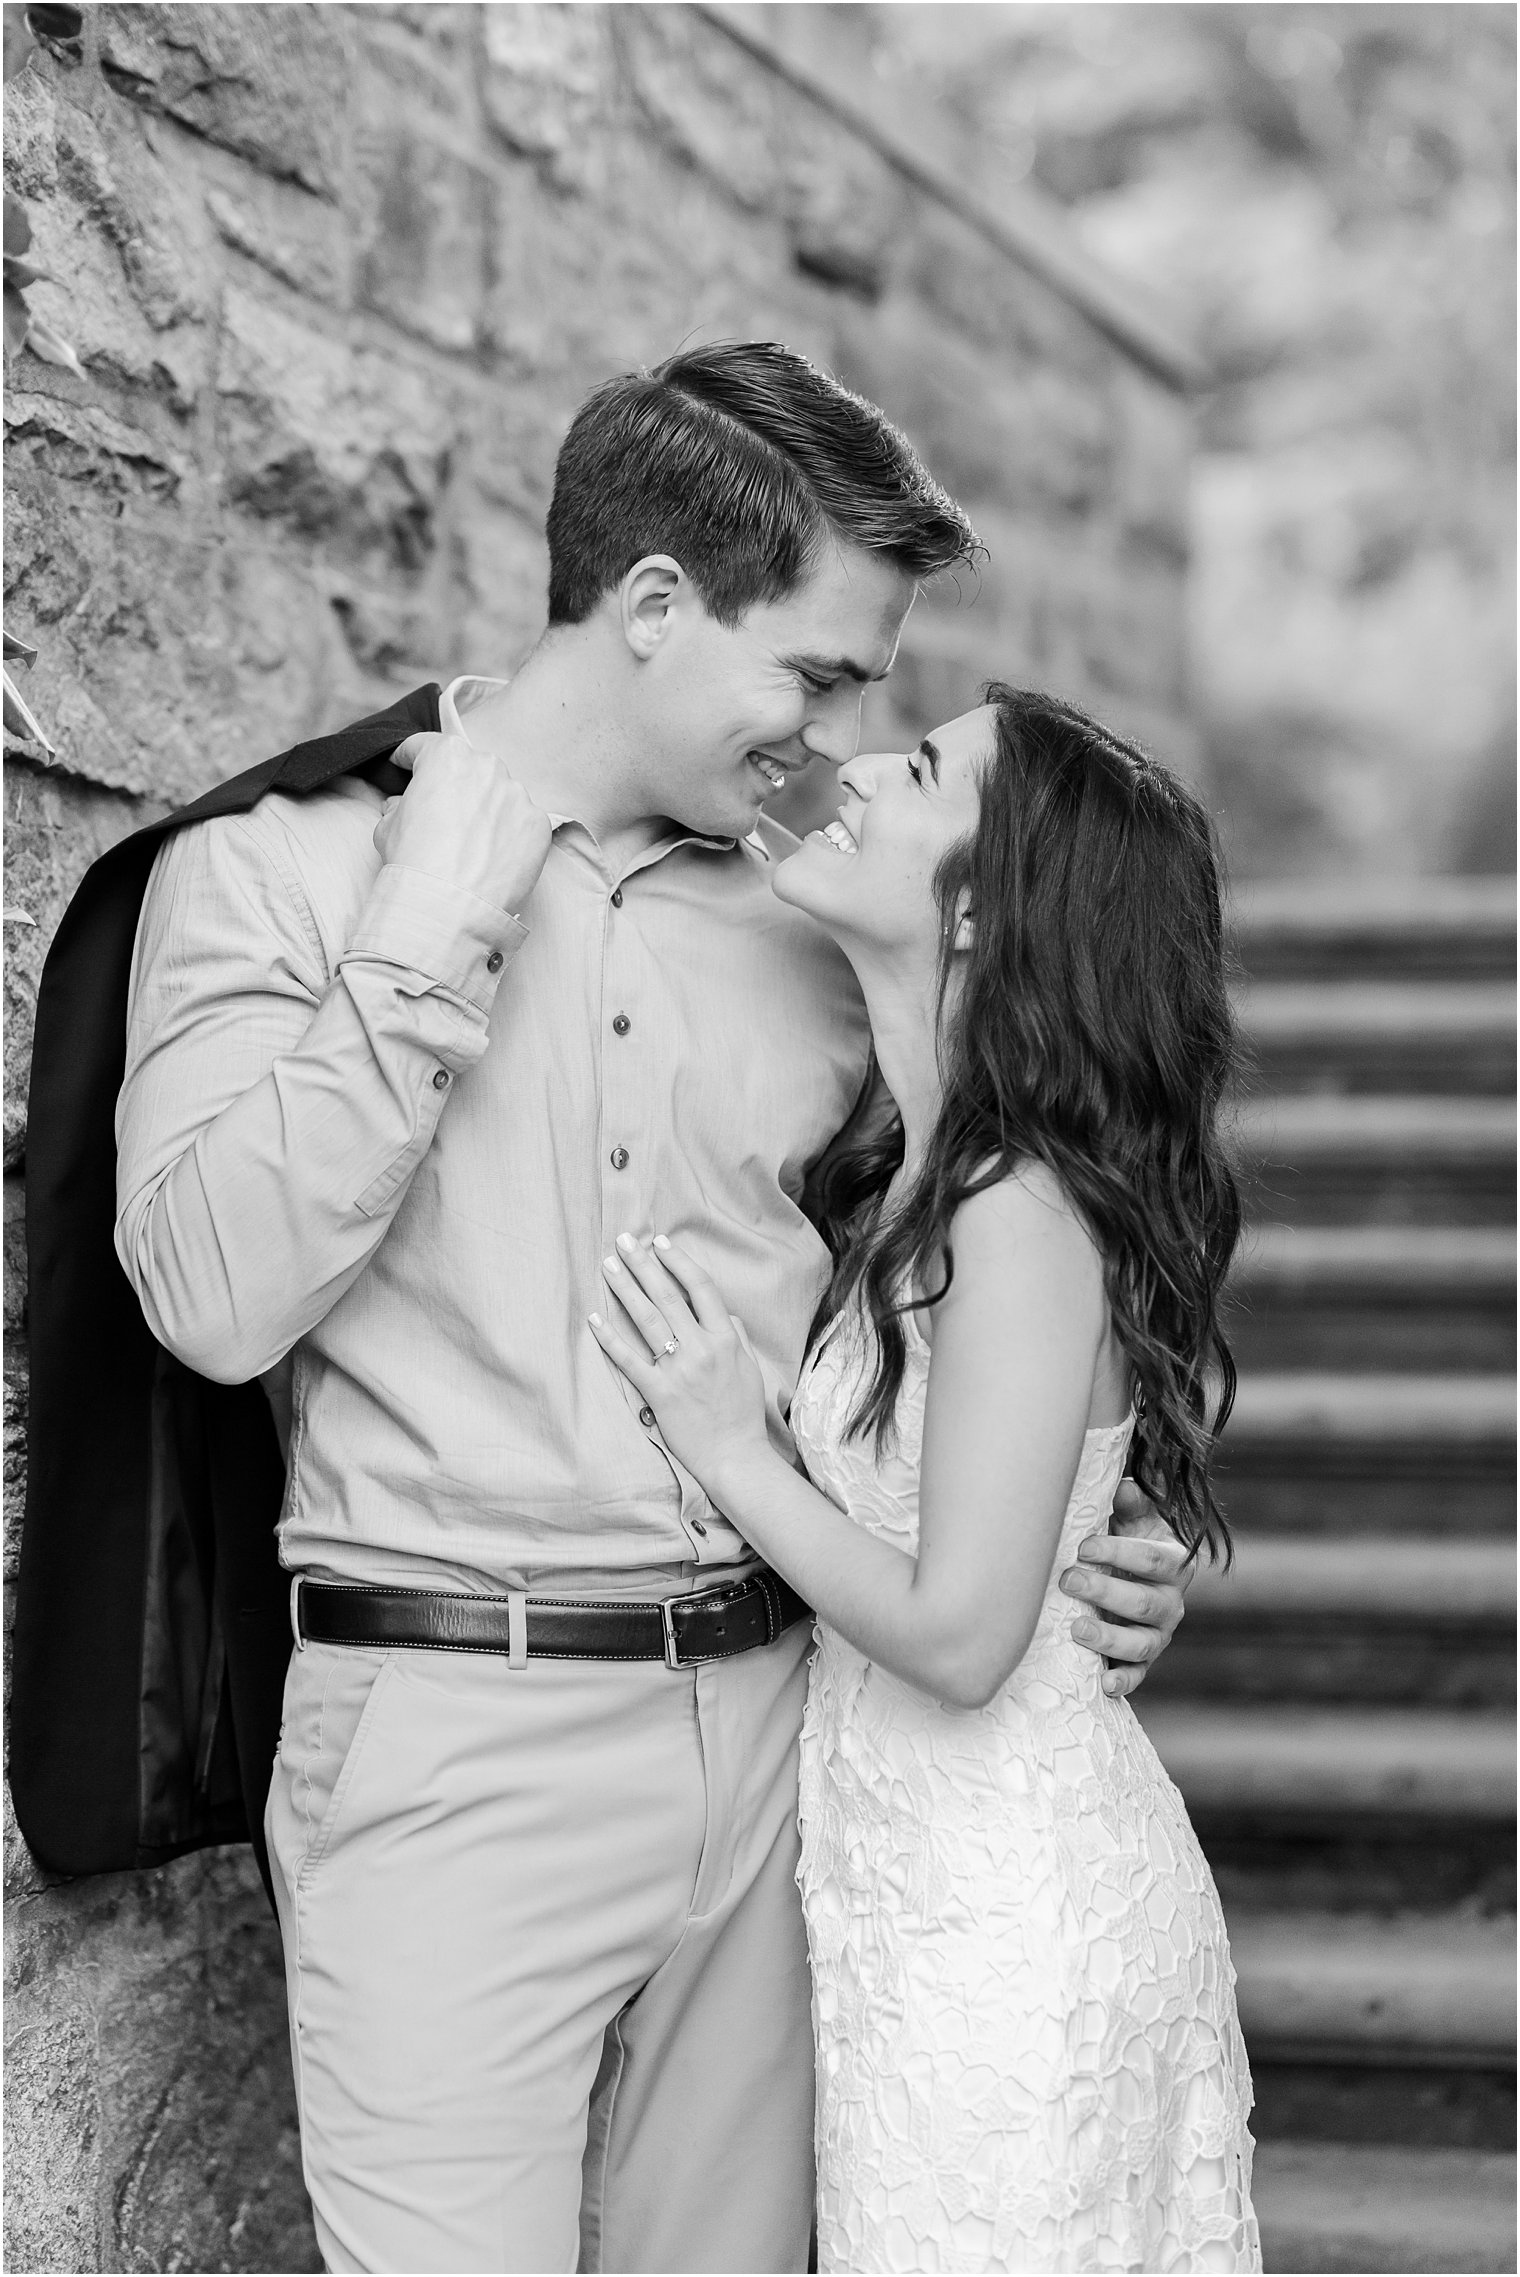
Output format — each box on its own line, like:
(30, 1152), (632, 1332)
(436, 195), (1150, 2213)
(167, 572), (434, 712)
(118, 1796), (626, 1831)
(116, 733), (548, 1382)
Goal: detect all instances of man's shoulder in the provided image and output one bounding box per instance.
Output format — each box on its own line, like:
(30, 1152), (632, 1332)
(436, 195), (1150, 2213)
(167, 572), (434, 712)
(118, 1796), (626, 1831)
(161, 775), (383, 888)
(142, 775), (386, 965)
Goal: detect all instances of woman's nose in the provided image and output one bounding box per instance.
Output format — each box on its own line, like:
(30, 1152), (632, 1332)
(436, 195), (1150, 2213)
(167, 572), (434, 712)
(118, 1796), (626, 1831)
(836, 752), (887, 798)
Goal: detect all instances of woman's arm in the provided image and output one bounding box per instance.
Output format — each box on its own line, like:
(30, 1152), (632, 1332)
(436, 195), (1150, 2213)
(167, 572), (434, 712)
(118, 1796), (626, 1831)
(591, 1167), (1113, 1710)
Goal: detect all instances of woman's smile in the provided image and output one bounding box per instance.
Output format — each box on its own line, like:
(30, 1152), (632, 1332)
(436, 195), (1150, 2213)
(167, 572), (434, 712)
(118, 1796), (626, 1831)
(816, 813), (861, 857)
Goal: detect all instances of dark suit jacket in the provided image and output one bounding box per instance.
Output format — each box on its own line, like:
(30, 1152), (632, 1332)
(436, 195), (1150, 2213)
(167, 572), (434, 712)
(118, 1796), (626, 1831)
(11, 684), (441, 1901)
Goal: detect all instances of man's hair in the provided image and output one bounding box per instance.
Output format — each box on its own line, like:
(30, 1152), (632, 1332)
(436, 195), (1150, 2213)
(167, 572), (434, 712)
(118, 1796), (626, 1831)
(545, 341), (982, 627)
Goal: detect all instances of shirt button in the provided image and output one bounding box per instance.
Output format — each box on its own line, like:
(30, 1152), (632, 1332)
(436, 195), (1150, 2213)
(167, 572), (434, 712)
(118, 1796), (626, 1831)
(690, 1518), (708, 1538)
(432, 1068), (450, 1090)
(486, 949), (504, 974)
(610, 888), (623, 908)
(610, 1145), (629, 1170)
(612, 1012), (631, 1036)
(638, 1405), (656, 1428)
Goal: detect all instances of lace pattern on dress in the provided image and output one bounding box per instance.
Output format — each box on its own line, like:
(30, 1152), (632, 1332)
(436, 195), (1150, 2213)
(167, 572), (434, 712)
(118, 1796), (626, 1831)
(792, 1304), (1261, 2274)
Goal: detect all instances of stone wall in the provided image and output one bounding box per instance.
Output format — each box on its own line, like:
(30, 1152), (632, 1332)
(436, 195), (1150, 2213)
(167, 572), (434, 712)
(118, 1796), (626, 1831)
(2, 7), (1190, 2268)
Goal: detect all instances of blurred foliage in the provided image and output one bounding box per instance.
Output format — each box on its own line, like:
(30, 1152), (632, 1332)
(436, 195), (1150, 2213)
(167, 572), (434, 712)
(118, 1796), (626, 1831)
(864, 4), (1516, 875)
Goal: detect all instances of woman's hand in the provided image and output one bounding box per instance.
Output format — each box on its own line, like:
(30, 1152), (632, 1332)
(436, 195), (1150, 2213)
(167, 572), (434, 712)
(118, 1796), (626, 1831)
(589, 1235), (773, 1494)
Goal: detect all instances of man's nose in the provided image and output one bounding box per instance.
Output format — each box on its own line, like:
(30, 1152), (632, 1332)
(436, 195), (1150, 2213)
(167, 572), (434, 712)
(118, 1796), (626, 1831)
(800, 686), (864, 767)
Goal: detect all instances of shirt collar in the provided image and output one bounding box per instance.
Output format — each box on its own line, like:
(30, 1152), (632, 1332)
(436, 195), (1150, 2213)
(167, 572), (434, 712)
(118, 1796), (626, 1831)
(440, 672), (765, 864)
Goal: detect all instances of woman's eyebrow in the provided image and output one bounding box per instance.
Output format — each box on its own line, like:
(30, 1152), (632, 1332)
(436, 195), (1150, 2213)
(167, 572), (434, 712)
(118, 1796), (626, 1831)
(917, 737), (942, 782)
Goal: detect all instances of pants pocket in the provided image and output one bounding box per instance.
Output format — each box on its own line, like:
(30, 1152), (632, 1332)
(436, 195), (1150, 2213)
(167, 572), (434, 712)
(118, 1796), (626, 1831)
(281, 1647), (398, 1890)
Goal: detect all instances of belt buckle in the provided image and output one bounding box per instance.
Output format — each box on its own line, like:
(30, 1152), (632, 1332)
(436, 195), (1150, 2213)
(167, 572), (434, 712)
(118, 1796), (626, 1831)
(660, 1578), (750, 1670)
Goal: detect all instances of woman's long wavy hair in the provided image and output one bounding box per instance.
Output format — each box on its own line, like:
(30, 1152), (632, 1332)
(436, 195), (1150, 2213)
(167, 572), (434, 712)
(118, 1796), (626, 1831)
(808, 685), (1243, 1565)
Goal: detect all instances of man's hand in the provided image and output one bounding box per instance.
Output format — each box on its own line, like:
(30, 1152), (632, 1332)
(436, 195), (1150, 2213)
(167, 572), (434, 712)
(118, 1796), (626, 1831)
(375, 732), (553, 917)
(1058, 1477), (1195, 1699)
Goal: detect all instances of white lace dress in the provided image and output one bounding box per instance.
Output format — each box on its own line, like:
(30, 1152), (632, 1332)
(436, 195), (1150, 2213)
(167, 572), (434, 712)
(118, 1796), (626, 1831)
(791, 1303), (1261, 2275)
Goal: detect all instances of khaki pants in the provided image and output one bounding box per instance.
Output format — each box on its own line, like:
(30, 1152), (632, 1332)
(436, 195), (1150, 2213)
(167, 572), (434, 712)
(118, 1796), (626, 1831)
(265, 1619), (816, 2274)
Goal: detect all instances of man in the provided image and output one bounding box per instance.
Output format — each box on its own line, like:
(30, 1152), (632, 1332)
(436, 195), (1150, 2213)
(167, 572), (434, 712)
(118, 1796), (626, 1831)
(115, 343), (1193, 2274)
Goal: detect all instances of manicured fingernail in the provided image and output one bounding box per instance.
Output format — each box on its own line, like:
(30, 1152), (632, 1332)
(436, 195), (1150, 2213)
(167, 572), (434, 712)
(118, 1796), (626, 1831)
(1072, 1620), (1098, 1644)
(1060, 1572), (1087, 1597)
(603, 1255), (620, 1274)
(617, 1232), (637, 1252)
(589, 1312), (603, 1327)
(653, 1235), (671, 1250)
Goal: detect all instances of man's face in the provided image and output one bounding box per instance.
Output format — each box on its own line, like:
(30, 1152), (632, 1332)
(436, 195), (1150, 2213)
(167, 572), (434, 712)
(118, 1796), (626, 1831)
(625, 542), (917, 839)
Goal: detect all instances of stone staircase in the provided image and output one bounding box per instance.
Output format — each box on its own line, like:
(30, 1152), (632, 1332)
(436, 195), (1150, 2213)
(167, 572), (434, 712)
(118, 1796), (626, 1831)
(1135, 876), (1517, 2276)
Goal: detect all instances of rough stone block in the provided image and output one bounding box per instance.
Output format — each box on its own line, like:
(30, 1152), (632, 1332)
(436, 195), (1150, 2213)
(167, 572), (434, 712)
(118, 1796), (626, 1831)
(905, 201), (1105, 382)
(357, 10), (476, 127)
(65, 104), (221, 334)
(216, 285), (456, 570)
(94, 4), (355, 201)
(787, 143), (907, 302)
(1, 58), (61, 201)
(5, 387), (192, 505)
(8, 102), (212, 414)
(837, 295), (1116, 519)
(469, 374), (575, 521)
(201, 152), (356, 309)
(448, 501), (551, 675)
(4, 1846), (320, 2274)
(2, 1176), (24, 1347)
(1, 1986), (101, 2272)
(2, 761), (144, 1167)
(356, 131), (490, 354)
(482, 3), (612, 189)
(618, 7), (785, 214)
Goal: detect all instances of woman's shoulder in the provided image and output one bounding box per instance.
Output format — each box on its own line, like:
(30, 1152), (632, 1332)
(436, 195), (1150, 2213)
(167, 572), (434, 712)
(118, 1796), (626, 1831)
(952, 1157), (1101, 1260)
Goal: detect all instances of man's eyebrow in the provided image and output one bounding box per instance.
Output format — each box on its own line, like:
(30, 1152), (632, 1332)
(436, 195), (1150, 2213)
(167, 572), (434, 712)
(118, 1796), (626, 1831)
(918, 737), (942, 783)
(786, 651), (894, 686)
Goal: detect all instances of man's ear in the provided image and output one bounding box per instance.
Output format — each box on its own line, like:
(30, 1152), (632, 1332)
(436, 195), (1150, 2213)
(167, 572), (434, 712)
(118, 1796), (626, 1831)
(619, 556), (685, 661)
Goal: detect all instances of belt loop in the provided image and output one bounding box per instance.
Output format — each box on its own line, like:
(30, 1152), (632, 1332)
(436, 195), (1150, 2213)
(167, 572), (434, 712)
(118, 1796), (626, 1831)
(755, 1568), (781, 1646)
(290, 1575), (306, 1652)
(507, 1591), (528, 1670)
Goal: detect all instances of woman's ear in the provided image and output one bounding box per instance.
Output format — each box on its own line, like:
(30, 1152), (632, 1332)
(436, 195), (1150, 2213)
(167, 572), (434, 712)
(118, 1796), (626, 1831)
(952, 900), (975, 955)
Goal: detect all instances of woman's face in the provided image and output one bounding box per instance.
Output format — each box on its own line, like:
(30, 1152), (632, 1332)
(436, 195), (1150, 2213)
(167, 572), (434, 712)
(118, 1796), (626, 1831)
(772, 704), (993, 965)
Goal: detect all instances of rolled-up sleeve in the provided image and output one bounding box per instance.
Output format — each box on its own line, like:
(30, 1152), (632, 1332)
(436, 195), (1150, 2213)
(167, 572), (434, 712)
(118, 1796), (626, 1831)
(115, 815), (526, 1383)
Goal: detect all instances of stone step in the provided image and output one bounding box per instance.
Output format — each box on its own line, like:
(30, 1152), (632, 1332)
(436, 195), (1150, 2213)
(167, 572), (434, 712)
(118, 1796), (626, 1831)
(1190, 1533), (1515, 1623)
(1230, 876), (1516, 983)
(1226, 1371), (1515, 1462)
(1202, 1819), (1514, 1922)
(1231, 1910), (1516, 2066)
(1237, 980), (1516, 1095)
(1146, 1535), (1516, 1709)
(1234, 1095), (1516, 1226)
(1253, 2141), (1517, 2273)
(1217, 1370), (1516, 1533)
(1228, 1224), (1516, 1373)
(1135, 1702), (1516, 1822)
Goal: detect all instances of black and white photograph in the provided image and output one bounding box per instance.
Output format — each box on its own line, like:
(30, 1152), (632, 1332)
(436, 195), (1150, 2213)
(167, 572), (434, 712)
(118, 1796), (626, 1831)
(2, 4), (1514, 2273)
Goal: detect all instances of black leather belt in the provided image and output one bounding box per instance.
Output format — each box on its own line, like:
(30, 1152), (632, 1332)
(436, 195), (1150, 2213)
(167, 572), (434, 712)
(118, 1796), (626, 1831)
(291, 1569), (812, 1669)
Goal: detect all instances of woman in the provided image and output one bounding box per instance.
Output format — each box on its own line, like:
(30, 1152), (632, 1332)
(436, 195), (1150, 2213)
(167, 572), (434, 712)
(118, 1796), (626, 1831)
(589, 687), (1260, 2274)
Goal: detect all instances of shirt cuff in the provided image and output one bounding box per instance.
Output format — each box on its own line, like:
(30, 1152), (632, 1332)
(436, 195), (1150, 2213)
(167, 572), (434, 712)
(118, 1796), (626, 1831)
(342, 863), (529, 1014)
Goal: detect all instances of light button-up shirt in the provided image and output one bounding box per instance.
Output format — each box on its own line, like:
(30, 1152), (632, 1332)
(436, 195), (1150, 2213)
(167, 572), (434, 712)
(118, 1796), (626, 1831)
(116, 677), (872, 1595)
